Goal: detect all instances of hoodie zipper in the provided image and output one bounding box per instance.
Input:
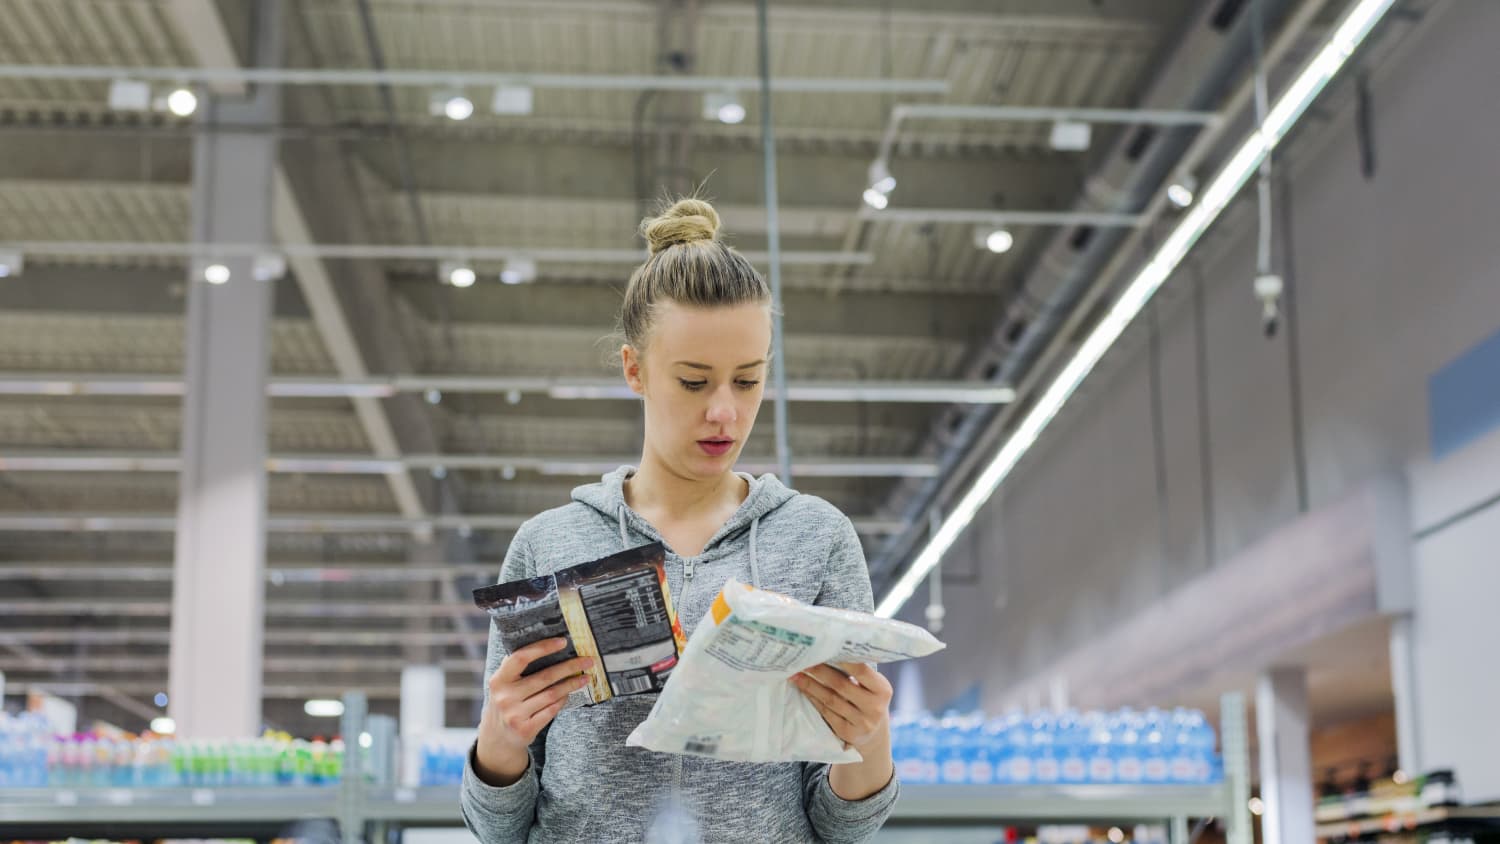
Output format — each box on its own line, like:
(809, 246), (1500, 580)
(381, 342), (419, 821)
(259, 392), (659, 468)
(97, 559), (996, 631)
(674, 553), (690, 797)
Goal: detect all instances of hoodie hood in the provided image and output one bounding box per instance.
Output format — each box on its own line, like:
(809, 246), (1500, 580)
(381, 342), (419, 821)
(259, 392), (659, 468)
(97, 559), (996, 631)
(570, 465), (798, 568)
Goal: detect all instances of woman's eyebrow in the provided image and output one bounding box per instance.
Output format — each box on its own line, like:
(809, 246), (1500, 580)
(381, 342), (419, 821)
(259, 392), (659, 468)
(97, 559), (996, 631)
(673, 360), (767, 370)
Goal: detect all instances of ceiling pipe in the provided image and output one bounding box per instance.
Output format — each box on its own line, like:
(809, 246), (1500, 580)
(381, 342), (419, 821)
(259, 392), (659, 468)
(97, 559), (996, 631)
(0, 373), (1016, 404)
(0, 64), (949, 95)
(0, 511), (905, 536)
(5, 240), (871, 267)
(0, 450), (940, 478)
(0, 562), (497, 582)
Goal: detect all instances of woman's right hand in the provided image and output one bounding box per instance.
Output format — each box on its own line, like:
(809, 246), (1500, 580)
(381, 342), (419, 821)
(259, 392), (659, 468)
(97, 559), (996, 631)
(474, 637), (594, 787)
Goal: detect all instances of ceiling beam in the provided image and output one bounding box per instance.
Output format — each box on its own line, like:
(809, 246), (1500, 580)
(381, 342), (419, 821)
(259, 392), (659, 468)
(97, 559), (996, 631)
(8, 239), (870, 267)
(0, 630), (483, 647)
(0, 511), (905, 535)
(0, 373), (1014, 404)
(0, 600), (480, 619)
(0, 563), (499, 582)
(0, 64), (948, 95)
(5, 678), (486, 701)
(0, 451), (941, 478)
(0, 655), (484, 675)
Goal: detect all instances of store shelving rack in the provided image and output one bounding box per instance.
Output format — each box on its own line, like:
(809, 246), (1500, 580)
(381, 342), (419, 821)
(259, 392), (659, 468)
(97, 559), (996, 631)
(0, 693), (1252, 844)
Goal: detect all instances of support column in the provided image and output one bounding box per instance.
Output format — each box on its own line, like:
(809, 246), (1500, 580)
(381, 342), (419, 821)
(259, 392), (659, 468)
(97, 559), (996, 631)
(168, 0), (283, 739)
(1256, 667), (1314, 844)
(1388, 616), (1422, 775)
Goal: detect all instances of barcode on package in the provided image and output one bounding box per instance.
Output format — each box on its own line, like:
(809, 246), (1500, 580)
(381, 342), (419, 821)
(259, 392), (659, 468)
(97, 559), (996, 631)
(685, 738), (718, 755)
(611, 673), (654, 695)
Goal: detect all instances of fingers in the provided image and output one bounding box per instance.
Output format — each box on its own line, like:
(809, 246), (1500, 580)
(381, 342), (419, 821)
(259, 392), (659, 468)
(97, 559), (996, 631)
(807, 694), (858, 736)
(835, 662), (884, 685)
(494, 637), (571, 684)
(498, 673), (589, 740)
(836, 662), (894, 700)
(519, 673), (590, 720)
(798, 665), (879, 707)
(514, 654), (594, 699)
(522, 697), (569, 735)
(792, 671), (864, 725)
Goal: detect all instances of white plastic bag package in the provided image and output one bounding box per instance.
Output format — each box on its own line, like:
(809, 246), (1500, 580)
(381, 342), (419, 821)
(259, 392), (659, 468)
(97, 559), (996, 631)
(626, 580), (945, 764)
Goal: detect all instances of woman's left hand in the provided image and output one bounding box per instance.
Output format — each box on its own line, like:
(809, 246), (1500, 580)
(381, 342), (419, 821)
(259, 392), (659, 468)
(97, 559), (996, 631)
(791, 662), (893, 750)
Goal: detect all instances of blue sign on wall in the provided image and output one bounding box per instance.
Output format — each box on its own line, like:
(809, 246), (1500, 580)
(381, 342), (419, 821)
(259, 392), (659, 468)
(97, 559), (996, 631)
(1429, 325), (1500, 459)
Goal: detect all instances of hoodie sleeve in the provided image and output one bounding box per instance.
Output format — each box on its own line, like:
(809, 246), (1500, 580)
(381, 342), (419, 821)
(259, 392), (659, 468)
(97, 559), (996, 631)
(462, 524), (547, 844)
(802, 508), (902, 843)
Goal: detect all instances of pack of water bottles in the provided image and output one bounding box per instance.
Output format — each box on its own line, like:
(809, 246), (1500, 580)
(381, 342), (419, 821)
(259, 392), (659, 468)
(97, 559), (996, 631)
(0, 711), (52, 787)
(418, 742), (468, 786)
(0, 711), (344, 789)
(892, 706), (1223, 786)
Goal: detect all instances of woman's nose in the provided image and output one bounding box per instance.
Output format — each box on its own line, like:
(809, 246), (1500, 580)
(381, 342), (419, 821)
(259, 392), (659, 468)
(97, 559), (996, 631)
(706, 388), (737, 424)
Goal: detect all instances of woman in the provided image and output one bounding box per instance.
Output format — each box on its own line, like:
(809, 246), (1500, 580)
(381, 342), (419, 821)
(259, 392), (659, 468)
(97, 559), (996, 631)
(462, 199), (899, 843)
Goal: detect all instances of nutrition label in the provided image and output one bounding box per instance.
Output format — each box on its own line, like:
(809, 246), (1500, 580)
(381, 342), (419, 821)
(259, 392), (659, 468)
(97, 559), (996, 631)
(704, 618), (814, 672)
(580, 569), (670, 651)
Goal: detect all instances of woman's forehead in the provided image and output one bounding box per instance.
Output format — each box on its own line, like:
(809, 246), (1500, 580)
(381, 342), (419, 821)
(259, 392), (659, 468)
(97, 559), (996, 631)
(650, 302), (771, 360)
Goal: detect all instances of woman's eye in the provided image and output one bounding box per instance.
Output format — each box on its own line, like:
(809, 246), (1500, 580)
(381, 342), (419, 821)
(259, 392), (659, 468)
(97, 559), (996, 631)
(735, 380), (761, 390)
(679, 379), (707, 391)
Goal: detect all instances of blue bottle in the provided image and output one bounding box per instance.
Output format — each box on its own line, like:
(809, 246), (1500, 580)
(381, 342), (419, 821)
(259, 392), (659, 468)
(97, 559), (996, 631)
(1143, 709), (1170, 783)
(1194, 711), (1221, 783)
(1038, 713), (1062, 785)
(1115, 711), (1144, 784)
(1058, 711), (1088, 784)
(1088, 713), (1117, 784)
(937, 713), (967, 784)
(959, 716), (991, 786)
(1004, 714), (1033, 784)
(915, 715), (939, 785)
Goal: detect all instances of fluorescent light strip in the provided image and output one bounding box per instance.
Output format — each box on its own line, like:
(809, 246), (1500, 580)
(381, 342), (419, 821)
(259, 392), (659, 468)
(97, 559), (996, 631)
(875, 0), (1397, 618)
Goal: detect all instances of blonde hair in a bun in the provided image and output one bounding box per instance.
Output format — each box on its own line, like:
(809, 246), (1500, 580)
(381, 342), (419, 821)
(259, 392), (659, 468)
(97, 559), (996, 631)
(617, 197), (772, 355)
(641, 197), (721, 255)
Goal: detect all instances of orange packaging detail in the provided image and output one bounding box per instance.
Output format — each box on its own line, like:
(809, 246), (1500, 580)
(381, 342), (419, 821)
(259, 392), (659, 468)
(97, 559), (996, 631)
(711, 591), (732, 625)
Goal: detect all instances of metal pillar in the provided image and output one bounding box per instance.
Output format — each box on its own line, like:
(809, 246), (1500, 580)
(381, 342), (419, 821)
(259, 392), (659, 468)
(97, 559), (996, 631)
(338, 691), (369, 844)
(1388, 616), (1422, 775)
(1222, 692), (1252, 844)
(757, 0), (792, 486)
(168, 0), (283, 739)
(1256, 668), (1315, 844)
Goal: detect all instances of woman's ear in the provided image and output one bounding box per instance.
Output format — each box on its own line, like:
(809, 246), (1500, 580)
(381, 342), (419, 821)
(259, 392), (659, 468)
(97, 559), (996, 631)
(622, 344), (645, 396)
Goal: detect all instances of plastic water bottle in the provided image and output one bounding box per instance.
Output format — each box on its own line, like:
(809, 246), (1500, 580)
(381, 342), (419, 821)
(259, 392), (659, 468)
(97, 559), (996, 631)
(1192, 711), (1221, 783)
(937, 713), (967, 784)
(1088, 713), (1116, 784)
(1115, 711), (1144, 784)
(1058, 712), (1088, 784)
(1031, 713), (1060, 784)
(0, 718), (15, 788)
(916, 715), (939, 785)
(892, 717), (923, 785)
(1142, 709), (1170, 783)
(963, 715), (995, 785)
(1168, 709), (1196, 784)
(1005, 714), (1033, 784)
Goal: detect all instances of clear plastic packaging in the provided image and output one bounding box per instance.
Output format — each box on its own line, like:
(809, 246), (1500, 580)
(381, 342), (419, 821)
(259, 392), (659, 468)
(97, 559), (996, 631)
(627, 580), (945, 763)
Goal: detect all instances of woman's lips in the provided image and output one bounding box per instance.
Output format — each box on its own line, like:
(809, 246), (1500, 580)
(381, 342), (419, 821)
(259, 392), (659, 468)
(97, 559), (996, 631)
(697, 439), (733, 457)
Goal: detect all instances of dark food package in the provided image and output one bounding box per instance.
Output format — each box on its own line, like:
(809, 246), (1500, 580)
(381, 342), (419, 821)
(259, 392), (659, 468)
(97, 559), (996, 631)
(472, 542), (688, 704)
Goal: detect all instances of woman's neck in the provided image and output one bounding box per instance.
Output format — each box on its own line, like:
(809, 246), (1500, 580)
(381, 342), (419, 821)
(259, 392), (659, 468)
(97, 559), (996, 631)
(625, 452), (747, 520)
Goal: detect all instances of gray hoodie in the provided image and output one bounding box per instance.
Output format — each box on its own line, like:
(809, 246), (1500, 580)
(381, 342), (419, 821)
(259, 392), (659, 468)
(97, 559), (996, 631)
(461, 466), (901, 843)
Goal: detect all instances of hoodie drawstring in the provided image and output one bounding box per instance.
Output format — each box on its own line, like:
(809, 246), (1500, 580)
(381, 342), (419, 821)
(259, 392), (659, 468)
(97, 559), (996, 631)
(618, 505), (629, 549)
(748, 516), (760, 589)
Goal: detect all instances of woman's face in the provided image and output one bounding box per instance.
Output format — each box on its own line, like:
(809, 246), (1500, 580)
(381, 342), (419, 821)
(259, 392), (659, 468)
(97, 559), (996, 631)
(623, 301), (771, 481)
